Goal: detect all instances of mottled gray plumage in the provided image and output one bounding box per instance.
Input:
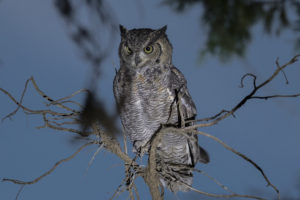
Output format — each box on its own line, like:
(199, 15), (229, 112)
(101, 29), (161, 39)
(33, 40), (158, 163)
(113, 25), (209, 192)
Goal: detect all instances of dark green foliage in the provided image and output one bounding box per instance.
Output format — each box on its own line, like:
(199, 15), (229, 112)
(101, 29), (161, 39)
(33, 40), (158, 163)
(163, 0), (300, 61)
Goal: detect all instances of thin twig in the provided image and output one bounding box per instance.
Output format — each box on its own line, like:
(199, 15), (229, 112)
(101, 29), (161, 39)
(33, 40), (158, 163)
(29, 76), (79, 113)
(252, 94), (300, 99)
(276, 57), (289, 84)
(149, 126), (279, 199)
(47, 88), (89, 107)
(87, 142), (104, 170)
(127, 174), (138, 200)
(49, 100), (84, 109)
(2, 141), (95, 185)
(193, 169), (234, 194)
(132, 183), (140, 200)
(49, 119), (80, 126)
(0, 87), (75, 120)
(110, 179), (127, 200)
(37, 113), (91, 135)
(187, 109), (230, 123)
(187, 54), (300, 130)
(194, 130), (280, 199)
(1, 78), (30, 121)
(128, 188), (134, 200)
(184, 183), (266, 200)
(91, 124), (140, 167)
(240, 73), (257, 88)
(15, 185), (25, 200)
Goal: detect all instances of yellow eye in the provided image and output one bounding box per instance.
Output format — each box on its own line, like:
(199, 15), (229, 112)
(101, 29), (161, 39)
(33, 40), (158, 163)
(124, 46), (132, 55)
(144, 46), (153, 54)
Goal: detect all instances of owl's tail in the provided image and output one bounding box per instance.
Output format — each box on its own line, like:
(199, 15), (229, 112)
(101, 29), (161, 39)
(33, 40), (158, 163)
(154, 132), (209, 192)
(156, 160), (194, 192)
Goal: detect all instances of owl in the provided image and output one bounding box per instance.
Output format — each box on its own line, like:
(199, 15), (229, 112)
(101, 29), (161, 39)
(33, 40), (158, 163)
(113, 25), (209, 192)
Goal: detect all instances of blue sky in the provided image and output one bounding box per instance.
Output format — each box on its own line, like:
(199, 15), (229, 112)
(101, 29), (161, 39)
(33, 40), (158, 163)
(1, 0), (300, 199)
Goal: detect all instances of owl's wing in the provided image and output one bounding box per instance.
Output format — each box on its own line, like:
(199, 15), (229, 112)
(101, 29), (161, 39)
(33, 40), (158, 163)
(170, 66), (197, 119)
(113, 68), (126, 110)
(170, 66), (209, 164)
(113, 70), (120, 101)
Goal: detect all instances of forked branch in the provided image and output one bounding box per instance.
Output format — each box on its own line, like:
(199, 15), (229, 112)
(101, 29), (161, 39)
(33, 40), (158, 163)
(189, 54), (300, 129)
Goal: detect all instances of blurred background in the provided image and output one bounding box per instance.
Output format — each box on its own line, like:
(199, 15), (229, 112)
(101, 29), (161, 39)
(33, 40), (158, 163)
(1, 0), (300, 199)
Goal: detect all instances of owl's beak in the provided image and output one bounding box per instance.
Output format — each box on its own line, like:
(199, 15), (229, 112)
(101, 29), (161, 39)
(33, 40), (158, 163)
(135, 55), (142, 66)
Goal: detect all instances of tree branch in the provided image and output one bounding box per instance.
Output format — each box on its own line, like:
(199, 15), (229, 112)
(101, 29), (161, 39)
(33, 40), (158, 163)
(2, 141), (96, 185)
(252, 94), (300, 99)
(184, 183), (266, 200)
(194, 130), (280, 199)
(188, 54), (300, 129)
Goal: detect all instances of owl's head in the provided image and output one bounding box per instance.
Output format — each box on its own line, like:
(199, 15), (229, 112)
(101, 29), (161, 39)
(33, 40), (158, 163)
(119, 25), (173, 68)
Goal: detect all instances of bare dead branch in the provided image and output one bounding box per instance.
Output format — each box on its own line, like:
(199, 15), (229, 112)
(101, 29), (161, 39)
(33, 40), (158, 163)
(0, 87), (75, 120)
(184, 183), (266, 200)
(37, 113), (90, 135)
(276, 57), (289, 84)
(110, 160), (140, 200)
(87, 143), (104, 170)
(145, 126), (165, 200)
(49, 100), (84, 109)
(257, 55), (299, 89)
(240, 73), (257, 88)
(110, 179), (127, 200)
(132, 183), (140, 200)
(252, 94), (300, 99)
(129, 188), (134, 200)
(193, 169), (234, 194)
(110, 178), (128, 200)
(127, 174), (138, 200)
(47, 88), (89, 107)
(188, 109), (231, 123)
(1, 78), (30, 121)
(188, 54), (300, 130)
(147, 124), (279, 199)
(28, 76), (79, 113)
(91, 124), (139, 167)
(194, 130), (280, 199)
(1, 77), (143, 198)
(15, 185), (25, 200)
(47, 115), (78, 121)
(2, 141), (95, 185)
(49, 119), (80, 126)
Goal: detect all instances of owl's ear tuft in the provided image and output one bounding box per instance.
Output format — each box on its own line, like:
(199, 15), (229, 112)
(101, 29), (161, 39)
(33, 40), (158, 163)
(150, 25), (168, 43)
(159, 25), (167, 33)
(119, 25), (127, 38)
